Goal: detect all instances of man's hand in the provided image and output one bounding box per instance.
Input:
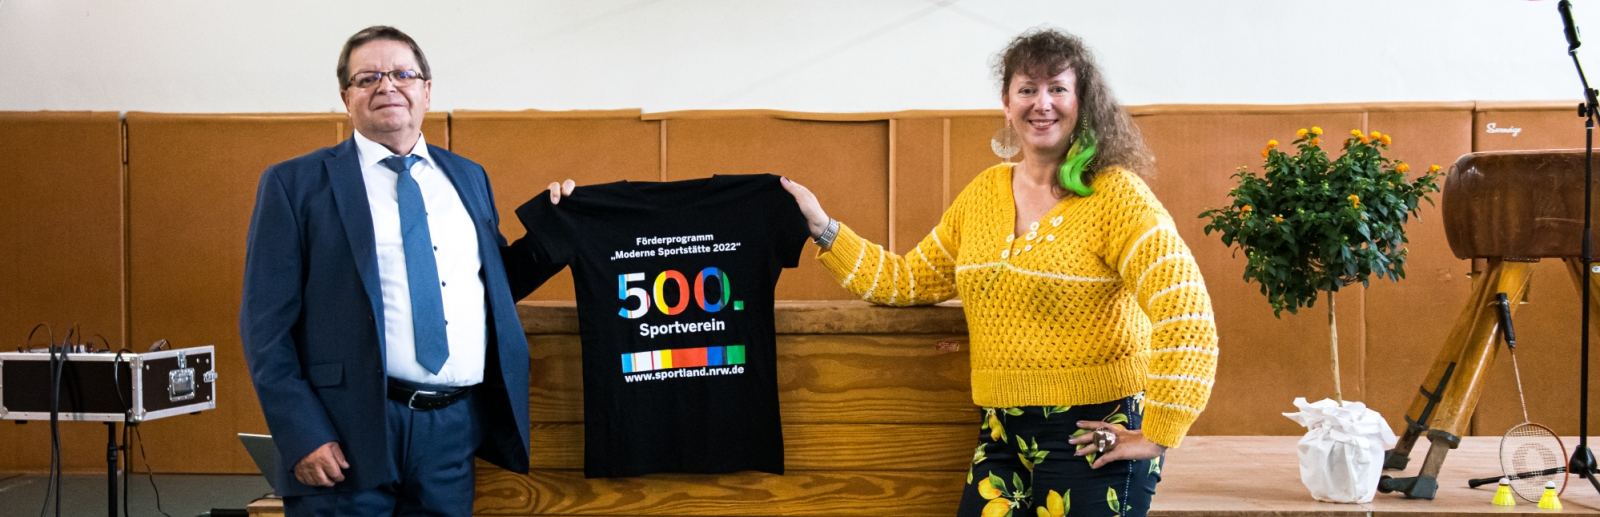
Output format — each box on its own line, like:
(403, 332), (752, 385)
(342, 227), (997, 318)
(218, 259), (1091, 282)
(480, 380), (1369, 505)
(548, 179), (575, 204)
(1069, 421), (1167, 469)
(294, 442), (349, 487)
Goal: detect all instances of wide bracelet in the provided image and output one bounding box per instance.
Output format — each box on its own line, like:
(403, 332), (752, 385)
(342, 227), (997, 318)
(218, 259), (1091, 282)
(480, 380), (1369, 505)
(813, 218), (840, 248)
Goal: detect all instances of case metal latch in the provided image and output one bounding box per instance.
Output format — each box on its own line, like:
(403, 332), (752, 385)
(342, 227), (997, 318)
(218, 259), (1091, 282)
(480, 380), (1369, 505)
(168, 350), (196, 402)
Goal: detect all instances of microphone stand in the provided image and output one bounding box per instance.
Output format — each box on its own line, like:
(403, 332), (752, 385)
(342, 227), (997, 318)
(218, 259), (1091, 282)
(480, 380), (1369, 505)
(1561, 0), (1600, 496)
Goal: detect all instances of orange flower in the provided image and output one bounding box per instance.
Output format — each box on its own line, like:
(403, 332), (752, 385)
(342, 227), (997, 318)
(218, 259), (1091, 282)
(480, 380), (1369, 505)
(1312, 126), (1324, 135)
(1350, 129), (1364, 137)
(1310, 137), (1321, 146)
(1370, 131), (1382, 140)
(1242, 205), (1253, 213)
(1261, 148), (1269, 158)
(1348, 194), (1360, 208)
(1267, 139), (1279, 148)
(1380, 134), (1392, 146)
(1429, 164), (1441, 173)
(1296, 128), (1309, 139)
(1396, 163), (1411, 173)
(1273, 215), (1284, 223)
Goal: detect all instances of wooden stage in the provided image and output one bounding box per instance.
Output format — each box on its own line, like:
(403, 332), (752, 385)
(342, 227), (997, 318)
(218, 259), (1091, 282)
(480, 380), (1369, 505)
(1156, 436), (1598, 517)
(248, 436), (1599, 517)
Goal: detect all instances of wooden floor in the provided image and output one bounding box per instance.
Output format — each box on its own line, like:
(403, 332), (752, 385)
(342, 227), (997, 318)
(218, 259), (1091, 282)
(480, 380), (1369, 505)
(1157, 436), (1600, 517)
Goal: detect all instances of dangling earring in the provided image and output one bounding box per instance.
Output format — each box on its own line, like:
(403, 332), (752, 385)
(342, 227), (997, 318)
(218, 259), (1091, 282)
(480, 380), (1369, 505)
(991, 119), (1021, 163)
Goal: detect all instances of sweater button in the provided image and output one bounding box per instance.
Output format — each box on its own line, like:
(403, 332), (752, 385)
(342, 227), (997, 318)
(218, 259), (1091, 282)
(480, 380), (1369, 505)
(1005, 234), (1015, 243)
(1025, 231), (1037, 241)
(1030, 222), (1040, 231)
(1001, 250), (1010, 259)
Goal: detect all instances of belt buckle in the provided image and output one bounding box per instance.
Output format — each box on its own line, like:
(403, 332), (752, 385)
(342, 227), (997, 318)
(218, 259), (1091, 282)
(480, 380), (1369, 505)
(408, 389), (438, 410)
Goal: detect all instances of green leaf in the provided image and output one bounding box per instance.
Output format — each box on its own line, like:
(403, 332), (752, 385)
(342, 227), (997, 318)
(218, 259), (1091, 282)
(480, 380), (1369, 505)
(1106, 413), (1129, 425)
(989, 472), (1005, 492)
(1107, 488), (1121, 514)
(1005, 408), (1025, 416)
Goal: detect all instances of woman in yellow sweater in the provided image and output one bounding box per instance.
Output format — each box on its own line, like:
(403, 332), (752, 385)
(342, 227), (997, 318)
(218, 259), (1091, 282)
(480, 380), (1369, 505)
(781, 28), (1217, 517)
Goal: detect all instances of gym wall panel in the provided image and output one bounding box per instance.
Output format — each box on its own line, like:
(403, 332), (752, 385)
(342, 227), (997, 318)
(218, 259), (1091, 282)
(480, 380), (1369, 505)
(947, 115), (1007, 205)
(889, 118), (946, 255)
(1360, 107), (1475, 436)
(0, 112), (124, 471)
(662, 116), (889, 300)
(1468, 104), (1599, 437)
(449, 110), (661, 302)
(124, 112), (350, 474)
(1135, 109), (1369, 437)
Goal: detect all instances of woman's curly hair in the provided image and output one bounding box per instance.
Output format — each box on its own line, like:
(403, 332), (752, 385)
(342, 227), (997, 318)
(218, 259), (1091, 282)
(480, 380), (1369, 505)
(994, 27), (1154, 182)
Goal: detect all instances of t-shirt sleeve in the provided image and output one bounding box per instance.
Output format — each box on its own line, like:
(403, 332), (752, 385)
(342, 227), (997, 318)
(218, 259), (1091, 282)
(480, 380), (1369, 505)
(769, 176), (810, 268)
(513, 191), (575, 265)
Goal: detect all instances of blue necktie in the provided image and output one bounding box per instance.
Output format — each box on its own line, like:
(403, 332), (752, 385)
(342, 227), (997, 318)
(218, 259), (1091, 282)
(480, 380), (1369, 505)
(381, 154), (449, 374)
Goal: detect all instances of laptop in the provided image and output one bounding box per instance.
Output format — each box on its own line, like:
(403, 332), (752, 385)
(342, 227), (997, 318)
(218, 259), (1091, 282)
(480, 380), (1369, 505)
(237, 433), (282, 494)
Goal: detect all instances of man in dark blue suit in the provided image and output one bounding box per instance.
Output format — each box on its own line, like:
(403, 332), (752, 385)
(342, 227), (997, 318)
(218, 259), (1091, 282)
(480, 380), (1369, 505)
(240, 26), (565, 515)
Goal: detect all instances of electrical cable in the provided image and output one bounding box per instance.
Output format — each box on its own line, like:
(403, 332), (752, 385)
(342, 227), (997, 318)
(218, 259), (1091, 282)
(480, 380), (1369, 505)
(23, 323), (52, 352)
(132, 424), (174, 517)
(113, 348), (133, 517)
(29, 323), (53, 517)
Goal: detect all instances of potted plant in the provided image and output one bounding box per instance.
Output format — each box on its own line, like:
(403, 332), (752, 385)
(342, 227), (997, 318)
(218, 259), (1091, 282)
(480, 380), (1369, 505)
(1199, 127), (1440, 503)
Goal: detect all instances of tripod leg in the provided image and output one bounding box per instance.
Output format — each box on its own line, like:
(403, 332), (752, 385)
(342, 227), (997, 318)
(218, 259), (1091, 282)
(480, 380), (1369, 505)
(106, 421), (118, 517)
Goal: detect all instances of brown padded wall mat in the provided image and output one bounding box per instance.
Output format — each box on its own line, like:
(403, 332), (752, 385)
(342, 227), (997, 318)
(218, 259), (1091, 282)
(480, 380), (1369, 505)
(892, 118), (946, 254)
(0, 112), (124, 471)
(1361, 109), (1476, 435)
(664, 118), (889, 300)
(1136, 110), (1372, 437)
(450, 111), (661, 302)
(125, 112), (350, 473)
(0, 103), (1516, 474)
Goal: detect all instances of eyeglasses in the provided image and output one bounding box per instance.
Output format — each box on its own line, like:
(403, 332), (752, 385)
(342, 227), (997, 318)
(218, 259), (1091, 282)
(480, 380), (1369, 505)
(347, 70), (425, 89)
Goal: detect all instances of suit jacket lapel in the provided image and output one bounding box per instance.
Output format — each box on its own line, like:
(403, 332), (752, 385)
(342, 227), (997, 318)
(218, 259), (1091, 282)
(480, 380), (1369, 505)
(325, 138), (388, 349)
(430, 147), (491, 233)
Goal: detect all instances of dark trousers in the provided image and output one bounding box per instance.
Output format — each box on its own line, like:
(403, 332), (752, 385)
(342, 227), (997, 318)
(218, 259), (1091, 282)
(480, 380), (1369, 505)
(956, 393), (1162, 517)
(285, 390), (482, 517)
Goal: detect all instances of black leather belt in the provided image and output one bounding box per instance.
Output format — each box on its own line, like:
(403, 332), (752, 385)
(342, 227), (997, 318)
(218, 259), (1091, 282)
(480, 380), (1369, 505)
(386, 378), (472, 411)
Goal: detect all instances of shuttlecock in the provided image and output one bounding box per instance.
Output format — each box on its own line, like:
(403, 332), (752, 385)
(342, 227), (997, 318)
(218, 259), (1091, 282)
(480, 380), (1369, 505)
(1492, 478), (1516, 506)
(1537, 480), (1562, 510)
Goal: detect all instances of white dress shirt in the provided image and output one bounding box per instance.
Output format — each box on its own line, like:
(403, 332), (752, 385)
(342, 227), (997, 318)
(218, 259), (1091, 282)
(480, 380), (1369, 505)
(353, 130), (486, 387)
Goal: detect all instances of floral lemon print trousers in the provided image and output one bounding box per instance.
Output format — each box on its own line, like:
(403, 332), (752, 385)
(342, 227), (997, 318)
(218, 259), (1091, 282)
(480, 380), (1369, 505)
(957, 393), (1161, 517)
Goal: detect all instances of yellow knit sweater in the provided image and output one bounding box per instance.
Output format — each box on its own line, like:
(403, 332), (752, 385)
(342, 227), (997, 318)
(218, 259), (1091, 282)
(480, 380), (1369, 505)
(818, 164), (1218, 447)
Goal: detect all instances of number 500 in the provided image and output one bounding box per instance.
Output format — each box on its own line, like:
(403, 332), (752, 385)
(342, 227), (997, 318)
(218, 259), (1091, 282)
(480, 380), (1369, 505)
(618, 268), (732, 319)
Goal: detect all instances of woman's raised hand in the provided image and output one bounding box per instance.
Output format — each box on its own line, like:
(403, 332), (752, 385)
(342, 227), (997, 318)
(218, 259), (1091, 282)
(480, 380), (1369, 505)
(548, 179), (575, 204)
(779, 177), (830, 239)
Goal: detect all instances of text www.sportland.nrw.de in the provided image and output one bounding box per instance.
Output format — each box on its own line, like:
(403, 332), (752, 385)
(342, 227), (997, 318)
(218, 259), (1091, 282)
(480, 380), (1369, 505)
(624, 365), (746, 383)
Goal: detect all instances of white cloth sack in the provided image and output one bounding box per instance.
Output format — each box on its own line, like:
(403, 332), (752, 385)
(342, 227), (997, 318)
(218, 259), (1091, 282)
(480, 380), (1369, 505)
(1282, 397), (1399, 503)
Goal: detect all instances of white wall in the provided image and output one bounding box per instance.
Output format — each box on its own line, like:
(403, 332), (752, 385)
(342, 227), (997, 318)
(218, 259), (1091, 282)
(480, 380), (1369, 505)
(1, 0), (1596, 113)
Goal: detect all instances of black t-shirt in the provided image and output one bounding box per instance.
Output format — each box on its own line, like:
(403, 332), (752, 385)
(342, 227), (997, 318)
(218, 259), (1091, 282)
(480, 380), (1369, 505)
(515, 174), (809, 478)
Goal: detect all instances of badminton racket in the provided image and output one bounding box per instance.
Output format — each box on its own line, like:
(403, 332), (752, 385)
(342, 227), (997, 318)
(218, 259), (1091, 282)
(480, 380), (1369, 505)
(1483, 293), (1569, 503)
